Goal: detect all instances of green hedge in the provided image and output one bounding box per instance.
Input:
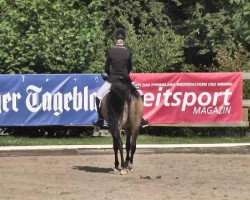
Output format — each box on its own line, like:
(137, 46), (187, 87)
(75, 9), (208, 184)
(0, 0), (248, 74)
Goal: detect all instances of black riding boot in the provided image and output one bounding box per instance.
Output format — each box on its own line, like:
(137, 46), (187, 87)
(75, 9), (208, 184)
(92, 98), (104, 127)
(141, 95), (149, 128)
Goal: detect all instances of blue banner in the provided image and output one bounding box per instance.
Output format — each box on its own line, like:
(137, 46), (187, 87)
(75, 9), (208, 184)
(0, 74), (104, 126)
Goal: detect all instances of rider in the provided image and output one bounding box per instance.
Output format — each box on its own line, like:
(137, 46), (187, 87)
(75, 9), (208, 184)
(92, 28), (149, 128)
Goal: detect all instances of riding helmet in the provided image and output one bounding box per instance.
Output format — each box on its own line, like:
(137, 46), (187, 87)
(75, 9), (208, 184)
(113, 28), (126, 40)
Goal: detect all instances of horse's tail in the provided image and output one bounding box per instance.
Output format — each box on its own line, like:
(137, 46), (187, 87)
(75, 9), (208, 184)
(107, 78), (139, 135)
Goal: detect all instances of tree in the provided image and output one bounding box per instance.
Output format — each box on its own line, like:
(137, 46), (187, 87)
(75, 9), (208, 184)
(166, 0), (249, 71)
(0, 0), (248, 74)
(0, 0), (105, 73)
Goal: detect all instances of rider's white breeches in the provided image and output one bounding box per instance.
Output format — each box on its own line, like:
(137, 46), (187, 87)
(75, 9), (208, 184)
(96, 81), (143, 100)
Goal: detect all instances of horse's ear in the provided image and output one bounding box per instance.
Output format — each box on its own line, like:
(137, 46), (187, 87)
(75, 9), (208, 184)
(101, 72), (108, 81)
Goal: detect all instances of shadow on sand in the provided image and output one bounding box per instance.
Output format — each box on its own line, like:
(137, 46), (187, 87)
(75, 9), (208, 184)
(73, 166), (114, 174)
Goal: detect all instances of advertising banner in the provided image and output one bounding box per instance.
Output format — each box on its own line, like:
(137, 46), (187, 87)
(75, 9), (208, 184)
(0, 73), (243, 126)
(0, 74), (103, 126)
(131, 73), (243, 124)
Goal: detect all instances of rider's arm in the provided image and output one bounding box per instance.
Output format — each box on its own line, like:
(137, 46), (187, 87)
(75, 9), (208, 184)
(128, 51), (132, 73)
(105, 51), (111, 76)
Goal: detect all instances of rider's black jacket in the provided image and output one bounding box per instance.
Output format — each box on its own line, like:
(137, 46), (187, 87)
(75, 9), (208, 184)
(105, 45), (132, 83)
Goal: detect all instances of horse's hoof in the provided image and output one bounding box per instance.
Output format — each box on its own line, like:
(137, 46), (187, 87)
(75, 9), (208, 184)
(113, 167), (120, 172)
(128, 163), (133, 172)
(120, 169), (128, 175)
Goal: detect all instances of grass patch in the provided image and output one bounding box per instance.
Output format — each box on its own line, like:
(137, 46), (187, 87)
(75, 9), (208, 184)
(0, 135), (250, 146)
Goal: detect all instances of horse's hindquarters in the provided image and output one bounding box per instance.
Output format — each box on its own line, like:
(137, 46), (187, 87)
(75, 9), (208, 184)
(129, 96), (144, 131)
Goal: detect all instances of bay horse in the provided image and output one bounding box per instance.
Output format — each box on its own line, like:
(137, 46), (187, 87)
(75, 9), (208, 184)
(100, 77), (144, 175)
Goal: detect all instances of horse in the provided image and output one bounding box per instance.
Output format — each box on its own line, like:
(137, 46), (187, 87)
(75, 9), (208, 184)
(100, 77), (144, 175)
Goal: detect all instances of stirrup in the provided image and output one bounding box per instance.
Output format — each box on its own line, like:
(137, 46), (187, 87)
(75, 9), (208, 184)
(141, 119), (149, 128)
(92, 118), (104, 127)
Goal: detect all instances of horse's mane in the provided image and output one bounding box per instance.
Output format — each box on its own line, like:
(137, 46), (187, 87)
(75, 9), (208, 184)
(107, 78), (140, 134)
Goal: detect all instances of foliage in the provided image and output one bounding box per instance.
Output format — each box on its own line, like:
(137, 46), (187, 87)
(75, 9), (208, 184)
(215, 47), (250, 72)
(230, 0), (250, 45)
(0, 0), (106, 74)
(127, 27), (184, 72)
(210, 46), (250, 98)
(169, 0), (250, 70)
(0, 0), (249, 73)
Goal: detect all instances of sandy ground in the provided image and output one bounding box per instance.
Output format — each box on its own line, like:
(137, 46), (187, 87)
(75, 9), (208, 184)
(0, 153), (249, 200)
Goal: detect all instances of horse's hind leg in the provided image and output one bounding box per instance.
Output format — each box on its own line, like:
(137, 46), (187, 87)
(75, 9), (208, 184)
(129, 129), (139, 171)
(113, 139), (119, 171)
(125, 132), (131, 168)
(113, 133), (127, 175)
(118, 136), (127, 175)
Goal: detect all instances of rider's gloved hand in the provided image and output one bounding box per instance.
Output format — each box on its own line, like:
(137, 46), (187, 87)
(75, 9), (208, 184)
(101, 72), (109, 81)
